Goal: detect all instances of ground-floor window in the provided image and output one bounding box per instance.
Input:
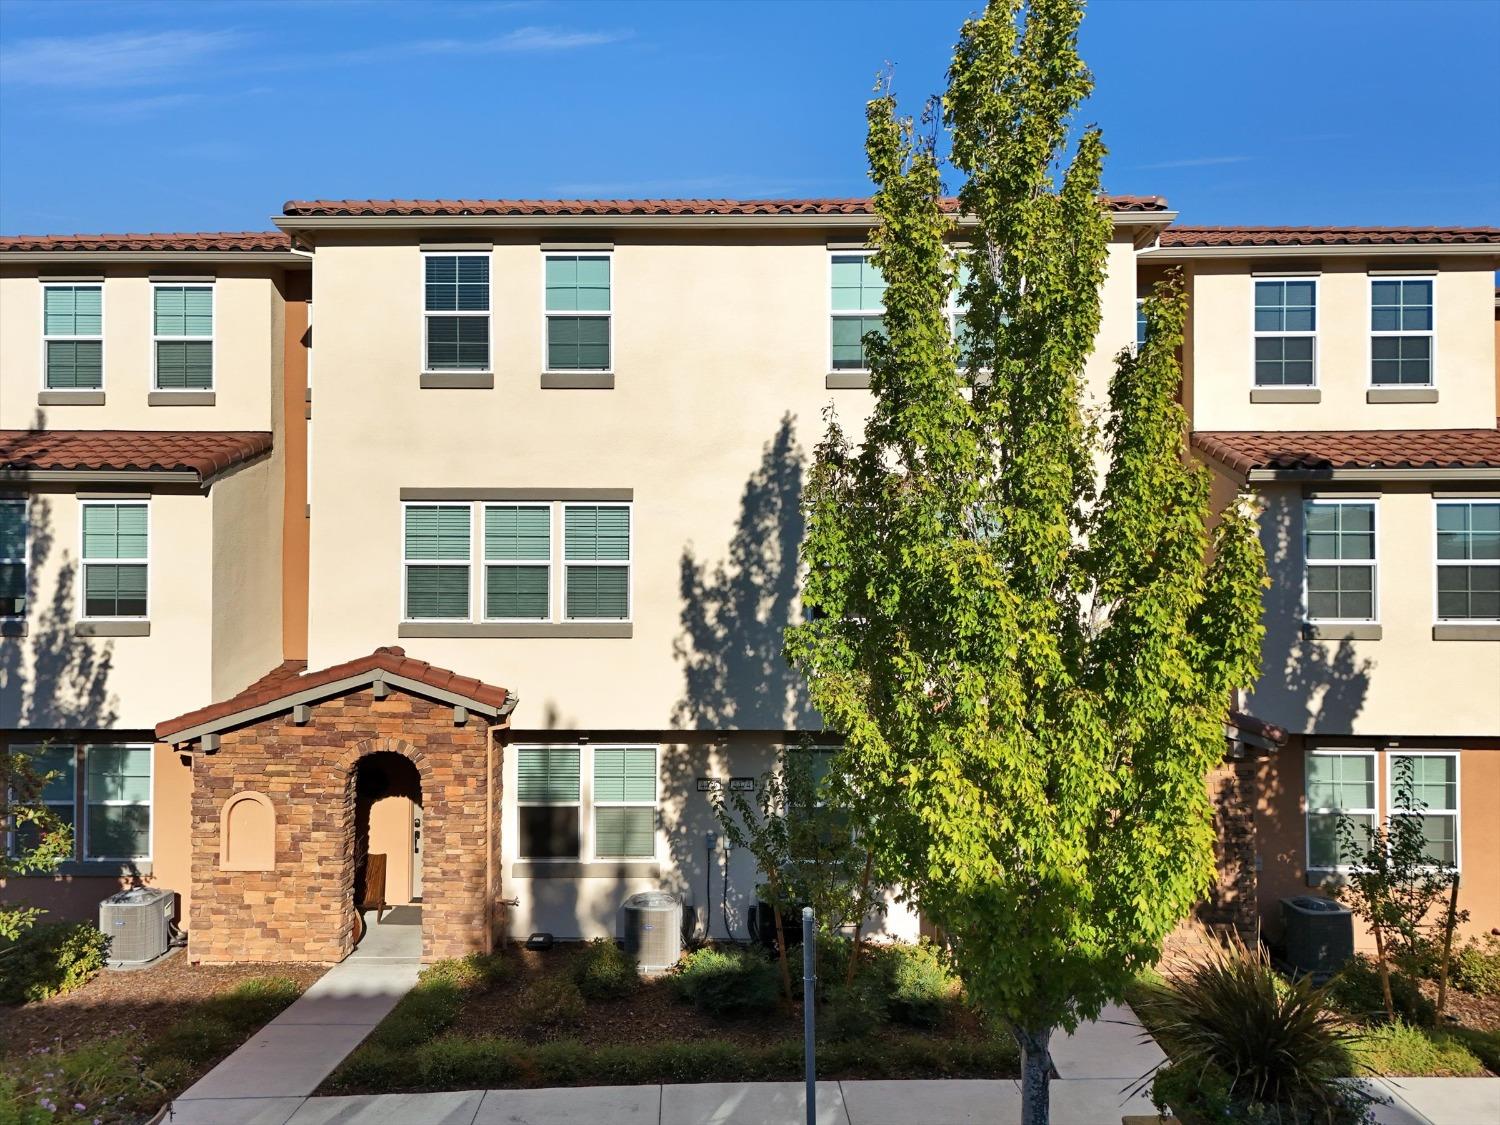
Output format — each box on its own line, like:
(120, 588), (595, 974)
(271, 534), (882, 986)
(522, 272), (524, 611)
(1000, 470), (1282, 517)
(515, 743), (657, 862)
(1304, 748), (1460, 872)
(5, 740), (151, 862)
(1389, 752), (1460, 868)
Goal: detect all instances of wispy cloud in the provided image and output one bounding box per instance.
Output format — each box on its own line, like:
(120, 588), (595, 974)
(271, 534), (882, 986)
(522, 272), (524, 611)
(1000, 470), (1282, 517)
(1134, 155), (1253, 170)
(0, 29), (246, 88)
(327, 25), (631, 65)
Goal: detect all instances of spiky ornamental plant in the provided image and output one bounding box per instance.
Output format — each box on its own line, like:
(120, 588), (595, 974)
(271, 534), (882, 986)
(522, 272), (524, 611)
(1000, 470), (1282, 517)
(784, 2), (1268, 1121)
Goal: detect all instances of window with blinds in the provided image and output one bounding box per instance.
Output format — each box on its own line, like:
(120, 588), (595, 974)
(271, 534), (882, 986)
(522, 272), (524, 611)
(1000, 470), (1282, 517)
(424, 254), (490, 371)
(516, 746), (581, 859)
(85, 745), (151, 860)
(593, 747), (656, 859)
(830, 252), (887, 371)
(564, 504), (630, 620)
(42, 284), (103, 390)
(544, 254), (611, 371)
(1, 500), (26, 619)
(485, 505), (550, 620)
(403, 504), (471, 620)
(6, 744), (75, 859)
(153, 284), (213, 390)
(81, 502), (148, 618)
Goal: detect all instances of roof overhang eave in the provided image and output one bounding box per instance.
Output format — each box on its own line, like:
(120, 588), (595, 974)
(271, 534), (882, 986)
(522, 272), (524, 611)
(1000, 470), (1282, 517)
(1245, 465), (1500, 484)
(1142, 243), (1500, 261)
(1, 468), (205, 487)
(0, 251), (304, 265)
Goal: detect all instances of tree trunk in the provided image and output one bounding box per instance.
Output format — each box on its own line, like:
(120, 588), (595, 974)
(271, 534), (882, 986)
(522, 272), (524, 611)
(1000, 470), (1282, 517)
(767, 868), (793, 1002)
(1014, 1025), (1053, 1125)
(845, 846), (876, 987)
(1373, 922), (1395, 1021)
(1436, 874), (1461, 1018)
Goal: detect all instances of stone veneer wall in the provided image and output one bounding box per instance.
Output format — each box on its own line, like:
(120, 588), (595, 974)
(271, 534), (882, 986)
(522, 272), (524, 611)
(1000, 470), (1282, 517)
(188, 686), (500, 963)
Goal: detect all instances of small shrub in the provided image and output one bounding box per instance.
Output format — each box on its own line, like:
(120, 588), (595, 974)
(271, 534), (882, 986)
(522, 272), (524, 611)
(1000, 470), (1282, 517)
(421, 952), (512, 992)
(881, 940), (958, 1028)
(329, 1042), (407, 1091)
(573, 938), (639, 1001)
(0, 921), (109, 1004)
(415, 1035), (526, 1087)
(1329, 955), (1434, 1026)
(1351, 1020), (1485, 1077)
(1447, 1026), (1500, 1074)
(670, 946), (780, 1017)
(1452, 934), (1500, 997)
(531, 1039), (591, 1084)
(820, 975), (889, 1042)
(513, 974), (586, 1030)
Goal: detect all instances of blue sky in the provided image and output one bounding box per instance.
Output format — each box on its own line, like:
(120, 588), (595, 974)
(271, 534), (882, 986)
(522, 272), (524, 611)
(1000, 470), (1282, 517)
(1, 0), (1497, 235)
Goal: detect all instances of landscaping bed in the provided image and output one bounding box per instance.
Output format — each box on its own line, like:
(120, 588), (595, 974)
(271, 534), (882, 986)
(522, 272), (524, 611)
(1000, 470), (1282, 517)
(321, 939), (1021, 1094)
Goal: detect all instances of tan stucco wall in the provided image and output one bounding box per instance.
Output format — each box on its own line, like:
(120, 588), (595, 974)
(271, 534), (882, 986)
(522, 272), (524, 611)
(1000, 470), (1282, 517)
(368, 794), (415, 907)
(0, 267), (281, 432)
(1186, 259), (1498, 432)
(1245, 480), (1500, 738)
(210, 457), (283, 701)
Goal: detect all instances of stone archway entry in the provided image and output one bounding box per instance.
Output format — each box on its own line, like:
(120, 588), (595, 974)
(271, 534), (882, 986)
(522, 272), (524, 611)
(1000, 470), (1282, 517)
(156, 647), (514, 964)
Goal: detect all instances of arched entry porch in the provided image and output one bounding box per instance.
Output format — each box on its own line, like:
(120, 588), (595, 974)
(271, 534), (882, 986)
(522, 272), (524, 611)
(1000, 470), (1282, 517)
(351, 748), (424, 957)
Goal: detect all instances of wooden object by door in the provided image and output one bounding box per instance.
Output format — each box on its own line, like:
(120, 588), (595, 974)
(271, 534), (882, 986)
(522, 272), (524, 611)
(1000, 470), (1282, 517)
(359, 852), (388, 924)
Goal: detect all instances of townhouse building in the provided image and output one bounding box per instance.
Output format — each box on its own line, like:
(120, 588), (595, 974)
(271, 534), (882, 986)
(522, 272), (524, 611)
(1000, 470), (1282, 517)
(1, 199), (1496, 964)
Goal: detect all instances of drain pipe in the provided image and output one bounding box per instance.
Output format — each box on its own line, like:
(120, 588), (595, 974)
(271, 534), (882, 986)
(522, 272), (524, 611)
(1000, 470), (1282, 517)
(703, 831), (716, 941)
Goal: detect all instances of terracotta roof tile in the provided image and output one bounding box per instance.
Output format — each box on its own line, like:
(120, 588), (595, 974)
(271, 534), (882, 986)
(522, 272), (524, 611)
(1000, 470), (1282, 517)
(0, 231), (292, 253)
(1161, 226), (1500, 248)
(156, 646), (510, 740)
(1191, 426), (1500, 476)
(281, 195), (1170, 218)
(1, 430), (272, 482)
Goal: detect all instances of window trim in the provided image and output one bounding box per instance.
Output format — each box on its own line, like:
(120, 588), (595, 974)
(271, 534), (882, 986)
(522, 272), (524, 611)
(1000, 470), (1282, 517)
(1134, 296), (1148, 353)
(5, 743), (78, 861)
(82, 743), (153, 863)
(590, 744), (658, 861)
(828, 249), (884, 375)
(542, 250), (613, 375)
(1387, 750), (1461, 872)
(150, 281), (216, 393)
(1251, 276), (1319, 389)
(421, 250), (493, 375)
(481, 502), (552, 623)
(1369, 275), (1436, 390)
(1302, 498), (1379, 626)
(1, 498), (28, 621)
(562, 501), (633, 624)
(514, 743), (584, 862)
(400, 501), (473, 624)
(1304, 748), (1379, 874)
(78, 499), (150, 623)
(40, 282), (105, 393)
(1433, 499), (1500, 624)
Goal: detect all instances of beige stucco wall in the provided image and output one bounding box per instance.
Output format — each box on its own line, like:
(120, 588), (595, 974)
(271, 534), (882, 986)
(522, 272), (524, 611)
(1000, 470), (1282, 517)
(210, 457), (284, 700)
(1246, 480), (1500, 738)
(0, 267), (279, 432)
(369, 795), (415, 907)
(1186, 259), (1498, 432)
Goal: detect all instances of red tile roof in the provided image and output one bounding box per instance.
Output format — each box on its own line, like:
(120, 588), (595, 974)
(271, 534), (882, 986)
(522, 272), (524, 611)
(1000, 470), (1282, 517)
(0, 231), (293, 253)
(1191, 426), (1500, 476)
(281, 195), (1170, 218)
(1160, 226), (1500, 248)
(1, 429), (272, 482)
(156, 646), (511, 740)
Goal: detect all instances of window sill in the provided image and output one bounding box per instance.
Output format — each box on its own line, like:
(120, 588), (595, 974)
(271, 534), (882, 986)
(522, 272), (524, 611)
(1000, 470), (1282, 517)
(38, 390), (105, 406)
(74, 620), (151, 637)
(826, 373), (871, 390)
(511, 861), (660, 879)
(149, 391), (216, 406)
(1, 620), (26, 637)
(420, 372), (495, 389)
(1250, 387), (1321, 404)
(1367, 387), (1437, 403)
(1303, 622), (1382, 641)
(1433, 623), (1500, 641)
(541, 372), (614, 390)
(398, 621), (632, 639)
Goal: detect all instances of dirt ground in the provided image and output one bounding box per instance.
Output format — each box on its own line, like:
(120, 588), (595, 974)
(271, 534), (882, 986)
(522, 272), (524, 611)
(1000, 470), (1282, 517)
(0, 948), (327, 1058)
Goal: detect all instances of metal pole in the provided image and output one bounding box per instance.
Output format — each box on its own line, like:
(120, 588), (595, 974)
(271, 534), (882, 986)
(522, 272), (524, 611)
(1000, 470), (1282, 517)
(802, 905), (815, 1125)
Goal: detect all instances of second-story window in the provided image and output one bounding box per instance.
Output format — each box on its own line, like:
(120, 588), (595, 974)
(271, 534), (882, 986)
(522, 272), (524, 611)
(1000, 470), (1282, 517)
(1, 500), (26, 620)
(42, 284), (103, 391)
(1135, 297), (1148, 350)
(1304, 500), (1376, 623)
(1436, 501), (1499, 622)
(153, 285), (213, 391)
(564, 504), (630, 620)
(1253, 279), (1316, 387)
(403, 504), (471, 621)
(830, 252), (886, 371)
(484, 504), (551, 621)
(81, 502), (148, 619)
(424, 254), (490, 372)
(545, 254), (611, 372)
(1371, 278), (1433, 386)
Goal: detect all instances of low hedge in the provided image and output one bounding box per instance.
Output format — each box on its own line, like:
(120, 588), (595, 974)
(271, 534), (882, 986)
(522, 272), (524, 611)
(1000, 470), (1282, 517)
(0, 921), (109, 1004)
(670, 947), (781, 1017)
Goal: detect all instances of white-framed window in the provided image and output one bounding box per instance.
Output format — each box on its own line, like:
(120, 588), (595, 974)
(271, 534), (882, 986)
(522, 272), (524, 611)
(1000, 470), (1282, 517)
(830, 251), (886, 372)
(1435, 501), (1500, 622)
(84, 744), (151, 861)
(6, 743), (76, 859)
(592, 746), (657, 860)
(1135, 297), (1148, 351)
(1389, 752), (1460, 869)
(1304, 500), (1376, 623)
(1253, 278), (1316, 387)
(516, 745), (582, 860)
(402, 503), (471, 622)
(563, 503), (630, 621)
(423, 252), (491, 372)
(80, 501), (148, 620)
(42, 283), (103, 391)
(484, 504), (550, 621)
(153, 283), (214, 390)
(1371, 277), (1434, 387)
(544, 252), (611, 372)
(1, 499), (27, 619)
(1305, 749), (1378, 871)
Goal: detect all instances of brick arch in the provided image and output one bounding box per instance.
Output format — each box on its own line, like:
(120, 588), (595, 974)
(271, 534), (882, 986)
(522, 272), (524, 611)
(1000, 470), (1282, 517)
(338, 735), (430, 776)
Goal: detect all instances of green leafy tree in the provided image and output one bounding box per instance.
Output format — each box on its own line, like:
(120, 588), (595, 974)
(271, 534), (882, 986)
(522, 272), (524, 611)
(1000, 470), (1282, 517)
(784, 2), (1267, 1120)
(1, 743), (75, 945)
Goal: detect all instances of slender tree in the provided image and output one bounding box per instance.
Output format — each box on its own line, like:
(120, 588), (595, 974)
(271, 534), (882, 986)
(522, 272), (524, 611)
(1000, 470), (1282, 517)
(1, 744), (74, 945)
(785, 2), (1267, 1121)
